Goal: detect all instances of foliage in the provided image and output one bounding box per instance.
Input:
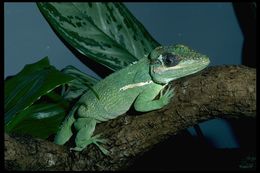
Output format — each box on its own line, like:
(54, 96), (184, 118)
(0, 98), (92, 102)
(5, 2), (160, 139)
(37, 2), (160, 71)
(4, 57), (74, 138)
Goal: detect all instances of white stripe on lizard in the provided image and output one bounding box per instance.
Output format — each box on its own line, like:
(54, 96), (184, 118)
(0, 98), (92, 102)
(119, 80), (153, 91)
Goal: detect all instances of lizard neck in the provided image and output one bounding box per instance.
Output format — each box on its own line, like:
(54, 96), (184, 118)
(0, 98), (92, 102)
(133, 57), (153, 84)
(118, 58), (154, 92)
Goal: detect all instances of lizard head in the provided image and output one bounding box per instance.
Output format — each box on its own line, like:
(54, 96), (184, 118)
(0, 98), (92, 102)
(149, 44), (210, 84)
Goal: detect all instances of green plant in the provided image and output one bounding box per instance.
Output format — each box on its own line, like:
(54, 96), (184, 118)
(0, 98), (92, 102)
(4, 2), (160, 139)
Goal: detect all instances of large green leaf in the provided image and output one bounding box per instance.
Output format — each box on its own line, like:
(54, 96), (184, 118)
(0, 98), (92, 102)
(37, 2), (160, 71)
(5, 91), (70, 139)
(4, 57), (74, 124)
(61, 65), (100, 101)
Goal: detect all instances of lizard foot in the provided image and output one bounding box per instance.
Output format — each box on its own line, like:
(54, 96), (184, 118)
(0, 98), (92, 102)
(92, 134), (109, 155)
(70, 133), (109, 155)
(159, 86), (175, 105)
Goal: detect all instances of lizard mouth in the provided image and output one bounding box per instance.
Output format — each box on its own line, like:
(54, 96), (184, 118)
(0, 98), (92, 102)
(151, 58), (210, 80)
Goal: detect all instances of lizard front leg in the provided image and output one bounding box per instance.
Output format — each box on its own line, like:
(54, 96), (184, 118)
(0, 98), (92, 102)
(134, 83), (174, 112)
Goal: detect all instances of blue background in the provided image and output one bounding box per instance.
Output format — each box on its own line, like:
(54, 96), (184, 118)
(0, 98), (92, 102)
(4, 3), (243, 148)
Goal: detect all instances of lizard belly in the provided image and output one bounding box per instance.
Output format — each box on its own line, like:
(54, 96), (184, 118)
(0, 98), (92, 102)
(97, 88), (140, 121)
(77, 60), (150, 122)
(77, 83), (142, 122)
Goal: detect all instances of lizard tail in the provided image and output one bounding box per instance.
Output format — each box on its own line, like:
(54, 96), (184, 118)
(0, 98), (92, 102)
(54, 106), (77, 145)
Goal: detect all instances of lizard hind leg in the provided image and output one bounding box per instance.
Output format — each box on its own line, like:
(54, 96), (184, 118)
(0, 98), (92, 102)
(71, 117), (109, 155)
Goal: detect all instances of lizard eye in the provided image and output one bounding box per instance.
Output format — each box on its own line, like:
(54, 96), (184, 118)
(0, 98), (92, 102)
(162, 53), (179, 67)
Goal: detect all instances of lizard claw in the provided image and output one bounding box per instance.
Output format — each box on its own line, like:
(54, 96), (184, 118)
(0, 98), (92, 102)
(160, 86), (175, 105)
(92, 133), (109, 155)
(70, 133), (109, 155)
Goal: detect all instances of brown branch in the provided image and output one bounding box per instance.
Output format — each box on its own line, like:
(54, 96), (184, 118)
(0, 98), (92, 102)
(5, 65), (256, 171)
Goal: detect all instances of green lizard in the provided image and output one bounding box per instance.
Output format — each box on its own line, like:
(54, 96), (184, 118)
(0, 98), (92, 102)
(54, 44), (210, 154)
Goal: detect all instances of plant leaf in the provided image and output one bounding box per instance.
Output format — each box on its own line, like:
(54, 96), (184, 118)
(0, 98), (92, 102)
(61, 65), (100, 101)
(4, 57), (74, 124)
(37, 2), (160, 71)
(5, 98), (69, 139)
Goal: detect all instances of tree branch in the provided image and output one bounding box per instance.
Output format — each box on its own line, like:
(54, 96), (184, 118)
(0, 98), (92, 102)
(5, 65), (256, 171)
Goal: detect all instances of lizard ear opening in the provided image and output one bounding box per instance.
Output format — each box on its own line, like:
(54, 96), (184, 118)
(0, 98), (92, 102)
(148, 51), (161, 66)
(149, 58), (161, 66)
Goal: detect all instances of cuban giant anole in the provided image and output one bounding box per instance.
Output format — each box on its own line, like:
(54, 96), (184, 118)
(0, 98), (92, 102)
(54, 44), (210, 154)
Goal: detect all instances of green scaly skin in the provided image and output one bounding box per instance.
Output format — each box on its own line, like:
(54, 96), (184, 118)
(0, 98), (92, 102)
(54, 44), (210, 155)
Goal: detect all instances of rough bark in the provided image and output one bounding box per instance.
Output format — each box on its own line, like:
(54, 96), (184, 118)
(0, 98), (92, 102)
(5, 65), (256, 171)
